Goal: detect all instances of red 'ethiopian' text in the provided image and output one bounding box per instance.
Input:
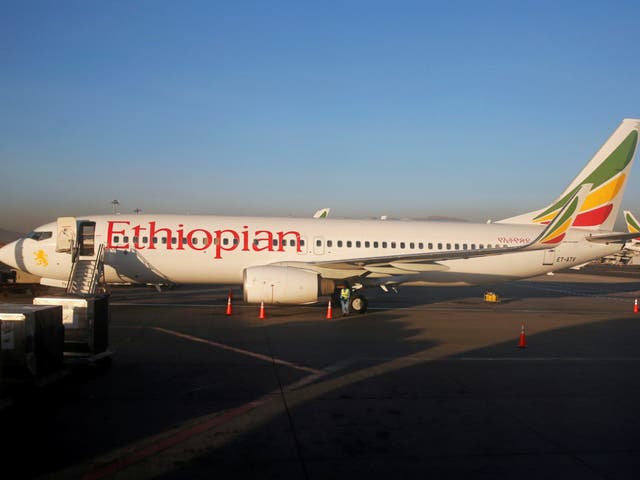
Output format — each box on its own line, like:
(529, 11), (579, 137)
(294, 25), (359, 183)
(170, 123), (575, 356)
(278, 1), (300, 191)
(106, 221), (302, 259)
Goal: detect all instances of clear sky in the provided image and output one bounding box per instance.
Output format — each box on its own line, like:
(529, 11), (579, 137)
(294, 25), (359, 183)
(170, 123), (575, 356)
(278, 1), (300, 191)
(2, 0), (640, 233)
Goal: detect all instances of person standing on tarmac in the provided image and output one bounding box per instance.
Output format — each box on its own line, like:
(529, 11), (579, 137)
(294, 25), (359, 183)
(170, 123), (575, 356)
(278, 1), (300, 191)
(339, 284), (351, 316)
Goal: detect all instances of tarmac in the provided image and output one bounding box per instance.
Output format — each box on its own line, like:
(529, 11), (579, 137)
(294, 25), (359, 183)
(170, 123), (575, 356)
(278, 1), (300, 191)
(1, 264), (640, 479)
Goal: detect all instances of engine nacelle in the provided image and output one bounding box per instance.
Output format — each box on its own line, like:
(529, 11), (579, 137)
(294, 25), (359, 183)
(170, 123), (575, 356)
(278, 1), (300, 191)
(243, 266), (333, 304)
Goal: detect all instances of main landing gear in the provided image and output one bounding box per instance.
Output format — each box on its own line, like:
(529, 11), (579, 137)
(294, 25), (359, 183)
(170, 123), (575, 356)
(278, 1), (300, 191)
(349, 294), (368, 314)
(333, 288), (368, 314)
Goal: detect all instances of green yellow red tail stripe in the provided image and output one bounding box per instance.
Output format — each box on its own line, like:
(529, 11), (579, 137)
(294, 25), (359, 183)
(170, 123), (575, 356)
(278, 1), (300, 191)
(533, 130), (638, 227)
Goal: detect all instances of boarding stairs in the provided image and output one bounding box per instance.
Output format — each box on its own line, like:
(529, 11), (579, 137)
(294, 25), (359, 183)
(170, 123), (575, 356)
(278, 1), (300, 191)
(66, 244), (105, 295)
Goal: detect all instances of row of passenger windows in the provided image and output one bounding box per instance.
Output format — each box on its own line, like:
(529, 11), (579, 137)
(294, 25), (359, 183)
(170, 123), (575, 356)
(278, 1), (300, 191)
(111, 235), (506, 251)
(320, 240), (506, 250)
(111, 236), (303, 247)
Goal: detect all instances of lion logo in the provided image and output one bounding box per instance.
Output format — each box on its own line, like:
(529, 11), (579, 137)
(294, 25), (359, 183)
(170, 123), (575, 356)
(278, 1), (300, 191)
(34, 250), (49, 267)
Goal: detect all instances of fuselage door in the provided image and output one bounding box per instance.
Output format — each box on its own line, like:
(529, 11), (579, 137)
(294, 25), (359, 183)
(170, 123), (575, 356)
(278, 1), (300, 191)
(78, 221), (96, 256)
(56, 217), (77, 253)
(543, 249), (555, 266)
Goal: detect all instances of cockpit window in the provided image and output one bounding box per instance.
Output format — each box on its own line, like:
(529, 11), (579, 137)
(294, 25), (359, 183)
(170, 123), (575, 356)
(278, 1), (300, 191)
(27, 231), (53, 241)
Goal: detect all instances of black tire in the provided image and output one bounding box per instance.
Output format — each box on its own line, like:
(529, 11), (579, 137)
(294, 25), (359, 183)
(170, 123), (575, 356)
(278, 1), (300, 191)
(350, 294), (368, 314)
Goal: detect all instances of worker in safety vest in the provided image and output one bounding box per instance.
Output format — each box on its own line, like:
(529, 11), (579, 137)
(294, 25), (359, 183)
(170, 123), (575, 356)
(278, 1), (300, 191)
(339, 284), (351, 316)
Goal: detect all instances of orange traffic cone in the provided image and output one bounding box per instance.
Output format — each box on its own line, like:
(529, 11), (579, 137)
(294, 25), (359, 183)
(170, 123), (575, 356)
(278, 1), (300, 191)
(226, 293), (232, 316)
(518, 322), (527, 348)
(634, 298), (638, 314)
(259, 301), (266, 320)
(326, 300), (333, 319)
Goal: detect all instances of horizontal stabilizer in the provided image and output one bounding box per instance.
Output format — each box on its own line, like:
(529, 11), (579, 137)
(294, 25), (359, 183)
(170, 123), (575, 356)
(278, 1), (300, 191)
(585, 232), (640, 244)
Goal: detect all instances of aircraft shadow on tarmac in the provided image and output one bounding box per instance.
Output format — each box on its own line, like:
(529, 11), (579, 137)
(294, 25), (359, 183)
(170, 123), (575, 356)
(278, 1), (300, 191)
(161, 315), (640, 480)
(1, 286), (640, 479)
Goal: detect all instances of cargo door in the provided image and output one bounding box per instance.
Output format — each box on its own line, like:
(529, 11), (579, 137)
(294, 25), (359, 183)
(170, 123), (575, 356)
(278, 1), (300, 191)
(56, 217), (77, 253)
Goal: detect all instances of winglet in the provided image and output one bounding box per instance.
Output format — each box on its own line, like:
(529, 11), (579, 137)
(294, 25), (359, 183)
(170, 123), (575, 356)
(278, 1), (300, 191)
(313, 208), (331, 219)
(527, 183), (592, 248)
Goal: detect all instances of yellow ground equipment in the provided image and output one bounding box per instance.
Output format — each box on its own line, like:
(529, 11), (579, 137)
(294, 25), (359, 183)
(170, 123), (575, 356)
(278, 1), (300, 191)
(484, 291), (500, 303)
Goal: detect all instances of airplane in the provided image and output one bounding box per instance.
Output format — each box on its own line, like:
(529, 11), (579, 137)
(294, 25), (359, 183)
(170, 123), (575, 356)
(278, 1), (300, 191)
(597, 209), (640, 265)
(1, 118), (640, 313)
(623, 210), (640, 247)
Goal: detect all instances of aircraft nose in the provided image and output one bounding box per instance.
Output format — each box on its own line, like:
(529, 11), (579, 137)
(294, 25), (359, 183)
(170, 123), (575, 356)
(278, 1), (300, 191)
(0, 241), (19, 269)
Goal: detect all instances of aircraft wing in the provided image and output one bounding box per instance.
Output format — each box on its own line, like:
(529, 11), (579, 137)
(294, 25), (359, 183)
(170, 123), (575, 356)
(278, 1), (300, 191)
(274, 184), (592, 277)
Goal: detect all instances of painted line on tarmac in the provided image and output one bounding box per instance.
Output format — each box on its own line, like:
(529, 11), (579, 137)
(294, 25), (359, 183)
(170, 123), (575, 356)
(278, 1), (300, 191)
(109, 302), (618, 315)
(152, 326), (323, 375)
(518, 281), (640, 302)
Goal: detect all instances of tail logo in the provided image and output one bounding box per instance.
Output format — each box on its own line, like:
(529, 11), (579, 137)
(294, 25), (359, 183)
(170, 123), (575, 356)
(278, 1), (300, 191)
(539, 195), (580, 244)
(533, 131), (638, 227)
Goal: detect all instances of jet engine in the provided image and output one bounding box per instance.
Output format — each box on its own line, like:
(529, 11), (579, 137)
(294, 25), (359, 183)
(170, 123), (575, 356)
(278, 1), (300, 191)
(243, 266), (334, 304)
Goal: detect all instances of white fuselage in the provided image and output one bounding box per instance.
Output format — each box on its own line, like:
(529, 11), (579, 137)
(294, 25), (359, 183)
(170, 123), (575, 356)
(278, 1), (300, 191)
(0, 214), (622, 288)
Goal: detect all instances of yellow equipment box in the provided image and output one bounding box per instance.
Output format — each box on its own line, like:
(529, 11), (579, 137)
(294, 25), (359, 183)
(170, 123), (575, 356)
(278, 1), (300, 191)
(484, 292), (500, 303)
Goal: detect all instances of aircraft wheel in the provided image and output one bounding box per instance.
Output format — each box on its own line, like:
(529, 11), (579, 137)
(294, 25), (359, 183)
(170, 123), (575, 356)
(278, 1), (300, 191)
(350, 294), (368, 314)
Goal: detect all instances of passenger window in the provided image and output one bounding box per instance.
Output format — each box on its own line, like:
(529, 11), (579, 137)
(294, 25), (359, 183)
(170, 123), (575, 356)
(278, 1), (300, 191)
(400, 242), (405, 249)
(223, 238), (229, 246)
(133, 236), (139, 244)
(327, 240), (333, 247)
(437, 243), (442, 249)
(114, 236), (120, 243)
(446, 243), (451, 250)
(471, 244), (476, 250)
(410, 242), (415, 249)
(479, 244), (484, 249)
(192, 238), (199, 245)
(337, 240), (343, 247)
(347, 241), (352, 248)
(428, 243), (433, 249)
(382, 242), (388, 248)
(365, 241), (370, 248)
(153, 237), (158, 244)
(454, 243), (459, 250)
(124, 236), (129, 243)
(143, 237), (148, 244)
(391, 242), (396, 248)
(162, 237), (167, 244)
(316, 239), (322, 247)
(356, 241), (361, 248)
(462, 244), (467, 250)
(172, 238), (177, 245)
(373, 241), (379, 248)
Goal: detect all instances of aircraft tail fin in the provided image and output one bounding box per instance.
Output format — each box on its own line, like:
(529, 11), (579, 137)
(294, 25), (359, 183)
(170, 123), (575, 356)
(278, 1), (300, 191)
(624, 210), (640, 241)
(498, 119), (640, 231)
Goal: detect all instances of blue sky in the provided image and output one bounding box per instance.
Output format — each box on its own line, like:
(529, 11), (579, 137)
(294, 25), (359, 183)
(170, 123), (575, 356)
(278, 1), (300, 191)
(1, 0), (640, 232)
